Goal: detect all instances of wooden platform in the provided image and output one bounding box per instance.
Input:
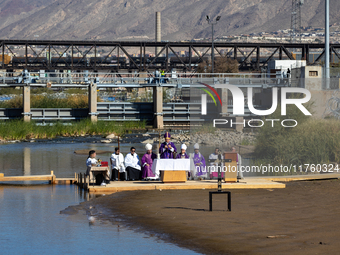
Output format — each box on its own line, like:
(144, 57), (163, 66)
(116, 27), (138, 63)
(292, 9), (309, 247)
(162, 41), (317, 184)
(86, 178), (286, 193)
(83, 173), (340, 193)
(53, 178), (77, 185)
(248, 173), (340, 182)
(0, 171), (56, 183)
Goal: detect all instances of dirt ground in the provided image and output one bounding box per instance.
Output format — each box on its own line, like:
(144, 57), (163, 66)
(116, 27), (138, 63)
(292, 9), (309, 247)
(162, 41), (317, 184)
(84, 179), (340, 255)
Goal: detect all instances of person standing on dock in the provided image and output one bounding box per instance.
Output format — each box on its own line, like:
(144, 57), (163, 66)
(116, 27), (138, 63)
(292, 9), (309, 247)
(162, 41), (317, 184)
(177, 144), (190, 180)
(191, 143), (207, 180)
(141, 144), (157, 180)
(176, 144), (189, 159)
(110, 147), (126, 181)
(231, 146), (244, 180)
(86, 150), (97, 176)
(159, 132), (177, 159)
(209, 148), (224, 179)
(125, 147), (141, 181)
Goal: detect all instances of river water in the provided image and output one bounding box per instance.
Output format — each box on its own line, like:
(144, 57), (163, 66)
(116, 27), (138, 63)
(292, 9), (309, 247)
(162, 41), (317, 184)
(0, 141), (201, 255)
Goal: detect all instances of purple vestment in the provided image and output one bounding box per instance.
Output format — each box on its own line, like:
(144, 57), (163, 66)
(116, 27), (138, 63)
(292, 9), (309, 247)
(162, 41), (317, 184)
(192, 152), (206, 176)
(159, 142), (177, 159)
(141, 152), (157, 178)
(176, 153), (189, 159)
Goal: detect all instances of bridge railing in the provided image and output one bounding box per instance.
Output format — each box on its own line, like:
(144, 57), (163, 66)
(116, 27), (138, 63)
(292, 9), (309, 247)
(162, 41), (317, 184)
(0, 71), (289, 87)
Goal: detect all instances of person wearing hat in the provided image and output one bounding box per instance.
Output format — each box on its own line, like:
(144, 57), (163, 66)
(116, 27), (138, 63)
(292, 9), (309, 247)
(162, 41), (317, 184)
(141, 144), (157, 180)
(176, 144), (189, 159)
(177, 144), (190, 180)
(191, 143), (207, 180)
(159, 132), (177, 159)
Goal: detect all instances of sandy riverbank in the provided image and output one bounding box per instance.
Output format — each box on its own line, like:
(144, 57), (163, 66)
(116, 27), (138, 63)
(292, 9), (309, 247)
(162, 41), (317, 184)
(79, 179), (340, 255)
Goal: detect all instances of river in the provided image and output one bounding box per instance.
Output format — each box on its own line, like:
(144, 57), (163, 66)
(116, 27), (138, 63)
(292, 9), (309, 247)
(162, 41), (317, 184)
(0, 141), (201, 255)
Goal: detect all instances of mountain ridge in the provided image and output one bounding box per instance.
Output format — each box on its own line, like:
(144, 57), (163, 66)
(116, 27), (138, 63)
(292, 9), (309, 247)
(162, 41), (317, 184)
(0, 0), (338, 41)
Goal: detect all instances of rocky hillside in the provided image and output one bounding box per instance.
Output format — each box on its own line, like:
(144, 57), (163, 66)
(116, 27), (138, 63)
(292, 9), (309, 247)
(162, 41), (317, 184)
(0, 0), (339, 41)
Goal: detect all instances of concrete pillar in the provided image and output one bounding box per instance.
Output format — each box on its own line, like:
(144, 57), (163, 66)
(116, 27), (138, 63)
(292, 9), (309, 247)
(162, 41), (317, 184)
(88, 83), (98, 122)
(217, 88), (229, 116)
(23, 147), (31, 176)
(235, 117), (244, 133)
(23, 85), (31, 122)
(153, 87), (163, 129)
(155, 12), (161, 56)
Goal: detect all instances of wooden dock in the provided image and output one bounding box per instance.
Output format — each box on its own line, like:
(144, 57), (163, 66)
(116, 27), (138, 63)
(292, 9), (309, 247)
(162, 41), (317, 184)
(0, 171), (56, 183)
(76, 173), (340, 194)
(0, 171), (76, 184)
(2, 171), (339, 194)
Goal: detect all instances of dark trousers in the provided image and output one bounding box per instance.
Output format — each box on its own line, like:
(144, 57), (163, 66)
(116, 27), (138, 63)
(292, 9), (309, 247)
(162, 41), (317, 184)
(111, 168), (119, 181)
(126, 166), (141, 180)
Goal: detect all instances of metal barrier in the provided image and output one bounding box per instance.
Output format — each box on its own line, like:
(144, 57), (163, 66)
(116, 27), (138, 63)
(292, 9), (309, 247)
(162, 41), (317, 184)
(31, 108), (88, 120)
(0, 102), (259, 121)
(0, 71), (291, 88)
(97, 102), (153, 121)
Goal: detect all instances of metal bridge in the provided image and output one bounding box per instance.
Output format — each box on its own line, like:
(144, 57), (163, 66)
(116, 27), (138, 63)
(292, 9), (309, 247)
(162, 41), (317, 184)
(0, 70), (292, 128)
(0, 40), (339, 72)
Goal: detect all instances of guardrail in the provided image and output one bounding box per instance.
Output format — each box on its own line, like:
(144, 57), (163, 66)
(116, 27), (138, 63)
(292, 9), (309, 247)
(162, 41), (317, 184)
(0, 71), (291, 88)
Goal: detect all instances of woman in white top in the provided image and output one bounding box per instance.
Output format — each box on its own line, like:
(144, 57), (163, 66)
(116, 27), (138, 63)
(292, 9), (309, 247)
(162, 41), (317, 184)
(110, 147), (126, 181)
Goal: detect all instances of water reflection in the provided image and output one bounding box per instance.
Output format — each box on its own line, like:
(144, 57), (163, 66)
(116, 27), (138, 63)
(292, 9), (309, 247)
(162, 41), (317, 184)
(0, 141), (255, 178)
(0, 185), (200, 255)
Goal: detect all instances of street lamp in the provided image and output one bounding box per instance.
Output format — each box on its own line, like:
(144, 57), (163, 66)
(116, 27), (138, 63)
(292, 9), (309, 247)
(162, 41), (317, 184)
(206, 15), (221, 73)
(325, 0), (330, 86)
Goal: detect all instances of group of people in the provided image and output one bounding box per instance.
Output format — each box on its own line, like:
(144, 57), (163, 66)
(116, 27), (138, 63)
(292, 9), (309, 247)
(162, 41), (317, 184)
(86, 132), (243, 184)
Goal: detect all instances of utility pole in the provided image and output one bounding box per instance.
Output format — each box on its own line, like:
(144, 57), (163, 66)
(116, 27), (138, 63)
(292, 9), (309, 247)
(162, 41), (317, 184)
(206, 16), (221, 73)
(290, 0), (304, 43)
(325, 0), (330, 85)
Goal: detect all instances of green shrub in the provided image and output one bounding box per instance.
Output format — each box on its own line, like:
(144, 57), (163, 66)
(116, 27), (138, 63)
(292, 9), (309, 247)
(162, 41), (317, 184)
(0, 120), (146, 140)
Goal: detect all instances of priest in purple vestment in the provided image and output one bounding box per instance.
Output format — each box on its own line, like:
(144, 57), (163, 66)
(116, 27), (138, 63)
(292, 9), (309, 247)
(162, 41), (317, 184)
(191, 143), (207, 179)
(176, 144), (189, 159)
(159, 132), (177, 159)
(177, 144), (190, 179)
(141, 143), (157, 180)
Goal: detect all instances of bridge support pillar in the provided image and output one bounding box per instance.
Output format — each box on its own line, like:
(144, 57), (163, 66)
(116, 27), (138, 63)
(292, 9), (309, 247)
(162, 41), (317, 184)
(89, 83), (98, 122)
(153, 86), (163, 129)
(235, 117), (244, 133)
(217, 88), (229, 116)
(23, 85), (31, 122)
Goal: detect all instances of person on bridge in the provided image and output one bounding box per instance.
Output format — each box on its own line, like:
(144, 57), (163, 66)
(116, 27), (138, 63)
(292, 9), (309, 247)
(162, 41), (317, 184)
(159, 132), (177, 159)
(110, 147), (126, 181)
(125, 147), (141, 181)
(141, 144), (157, 180)
(160, 69), (165, 83)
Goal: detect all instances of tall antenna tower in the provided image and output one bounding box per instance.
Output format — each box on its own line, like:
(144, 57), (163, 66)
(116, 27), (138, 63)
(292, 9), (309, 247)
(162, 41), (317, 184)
(290, 0), (304, 42)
